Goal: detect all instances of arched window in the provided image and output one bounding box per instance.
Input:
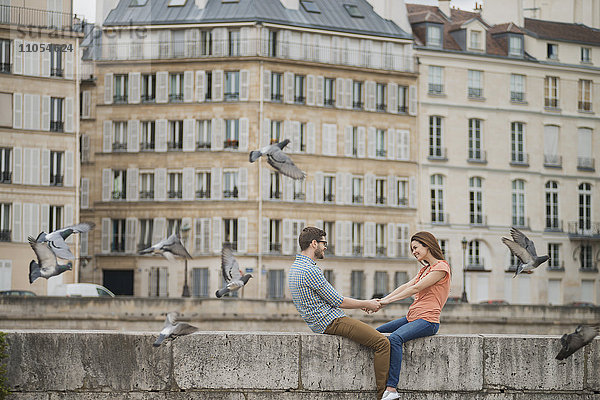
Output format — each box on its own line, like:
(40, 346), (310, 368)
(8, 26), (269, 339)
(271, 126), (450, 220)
(578, 182), (592, 231)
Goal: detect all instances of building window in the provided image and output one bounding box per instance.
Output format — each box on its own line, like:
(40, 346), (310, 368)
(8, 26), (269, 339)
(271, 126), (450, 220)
(581, 47), (591, 63)
(201, 30), (212, 56)
(172, 30), (185, 57)
(192, 268), (209, 297)
(467, 70), (483, 98)
(375, 224), (386, 256)
(225, 119), (239, 149)
(113, 74), (128, 103)
(111, 219), (126, 252)
(396, 225), (409, 257)
(168, 120), (183, 150)
(268, 30), (278, 57)
(299, 122), (307, 152)
(50, 97), (64, 132)
(148, 267), (168, 297)
(547, 243), (561, 269)
(0, 39), (10, 73)
(138, 219), (153, 251)
(269, 219), (281, 253)
(351, 270), (364, 299)
(468, 240), (482, 268)
(545, 181), (560, 230)
(223, 218), (238, 250)
(270, 120), (281, 144)
(196, 171), (211, 199)
(353, 80), (363, 109)
(580, 245), (594, 270)
(395, 271), (408, 287)
(578, 183), (592, 232)
(225, 71), (240, 101)
(543, 125), (560, 167)
(578, 80), (592, 112)
(429, 116), (444, 158)
(511, 122), (527, 164)
(112, 170), (127, 200)
(512, 179), (526, 227)
(270, 72), (282, 102)
(397, 179), (408, 206)
(468, 119), (483, 161)
(323, 175), (335, 203)
(293, 179), (305, 200)
(111, 121), (127, 151)
(427, 25), (442, 48)
(169, 73), (184, 102)
(469, 30), (482, 50)
(508, 35), (522, 57)
(223, 170), (239, 199)
(140, 121), (155, 150)
(577, 128), (594, 170)
(49, 151), (64, 186)
(431, 174), (445, 223)
(140, 172), (154, 199)
(48, 205), (62, 233)
(510, 74), (525, 102)
(322, 221), (334, 254)
(323, 269), (334, 285)
(428, 66), (443, 94)
(229, 30), (240, 56)
(324, 78), (335, 107)
(375, 129), (386, 157)
(0, 148), (11, 184)
(373, 271), (388, 297)
(270, 171), (281, 199)
(544, 76), (559, 108)
(168, 172), (182, 199)
(397, 85), (408, 113)
(469, 177), (483, 225)
(375, 178), (386, 205)
(142, 73), (156, 102)
(352, 223), (363, 255)
(0, 203), (10, 242)
(547, 43), (558, 60)
(166, 218), (182, 237)
(294, 74), (305, 104)
(205, 71), (212, 100)
(50, 44), (63, 77)
(376, 83), (386, 111)
(268, 269), (285, 298)
(352, 177), (363, 204)
(196, 119), (211, 149)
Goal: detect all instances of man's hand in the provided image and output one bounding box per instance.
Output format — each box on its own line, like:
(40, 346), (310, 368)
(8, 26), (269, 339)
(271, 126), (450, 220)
(362, 299), (381, 313)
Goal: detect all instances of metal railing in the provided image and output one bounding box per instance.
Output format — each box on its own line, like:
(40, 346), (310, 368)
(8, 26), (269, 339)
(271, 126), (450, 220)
(0, 5), (74, 30)
(432, 213), (449, 225)
(352, 245), (363, 256)
(375, 196), (386, 205)
(468, 149), (487, 163)
(545, 219), (563, 232)
(510, 152), (529, 166)
(140, 142), (155, 151)
(512, 216), (530, 229)
(0, 229), (11, 242)
(470, 215), (487, 226)
(545, 98), (559, 109)
(168, 190), (182, 199)
(428, 83), (444, 95)
(50, 121), (64, 132)
(468, 87), (483, 98)
(352, 195), (363, 204)
(578, 101), (592, 112)
(376, 246), (386, 256)
(223, 189), (238, 198)
(324, 193), (335, 202)
(428, 147), (447, 160)
(112, 190), (126, 200)
(49, 174), (63, 186)
(0, 171), (11, 184)
(196, 190), (210, 199)
(544, 154), (562, 167)
(577, 157), (595, 171)
(293, 192), (305, 200)
(224, 140), (239, 149)
(269, 243), (281, 253)
(112, 142), (127, 152)
(167, 141), (182, 151)
(139, 190), (154, 199)
(197, 141), (211, 149)
(510, 91), (525, 102)
(270, 191), (281, 199)
(0, 63), (11, 73)
(568, 221), (600, 238)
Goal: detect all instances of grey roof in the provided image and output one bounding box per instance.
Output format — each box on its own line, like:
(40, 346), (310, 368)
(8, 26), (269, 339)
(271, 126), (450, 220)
(103, 0), (411, 39)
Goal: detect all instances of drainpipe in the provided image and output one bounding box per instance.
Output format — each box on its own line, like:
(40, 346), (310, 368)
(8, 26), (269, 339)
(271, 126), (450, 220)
(257, 55), (264, 299)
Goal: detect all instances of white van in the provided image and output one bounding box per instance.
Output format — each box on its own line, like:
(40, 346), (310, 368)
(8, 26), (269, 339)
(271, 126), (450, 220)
(50, 283), (115, 297)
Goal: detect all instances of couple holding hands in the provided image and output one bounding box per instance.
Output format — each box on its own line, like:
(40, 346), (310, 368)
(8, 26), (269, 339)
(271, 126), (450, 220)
(289, 227), (451, 400)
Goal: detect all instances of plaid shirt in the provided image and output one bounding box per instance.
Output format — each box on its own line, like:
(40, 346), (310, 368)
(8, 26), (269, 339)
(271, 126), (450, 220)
(288, 254), (345, 333)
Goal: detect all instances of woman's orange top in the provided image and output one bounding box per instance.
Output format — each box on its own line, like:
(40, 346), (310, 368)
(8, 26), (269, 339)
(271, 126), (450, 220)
(406, 260), (451, 323)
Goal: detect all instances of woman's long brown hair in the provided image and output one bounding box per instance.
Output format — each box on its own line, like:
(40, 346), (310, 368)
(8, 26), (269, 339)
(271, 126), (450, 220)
(410, 231), (451, 275)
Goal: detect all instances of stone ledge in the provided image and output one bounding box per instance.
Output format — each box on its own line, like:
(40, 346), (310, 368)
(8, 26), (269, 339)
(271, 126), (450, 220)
(4, 330), (599, 397)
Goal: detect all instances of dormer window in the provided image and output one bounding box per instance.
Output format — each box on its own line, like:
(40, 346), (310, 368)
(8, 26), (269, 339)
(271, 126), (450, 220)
(301, 0), (320, 13)
(168, 0), (186, 5)
(130, 0), (148, 5)
(469, 30), (482, 50)
(427, 25), (442, 48)
(508, 35), (523, 57)
(344, 4), (364, 18)
(547, 43), (558, 60)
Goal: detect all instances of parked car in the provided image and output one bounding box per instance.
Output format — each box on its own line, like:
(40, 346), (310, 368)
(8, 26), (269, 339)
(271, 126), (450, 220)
(0, 290), (36, 296)
(568, 301), (596, 307)
(49, 283), (115, 297)
(445, 296), (462, 304)
(479, 299), (510, 305)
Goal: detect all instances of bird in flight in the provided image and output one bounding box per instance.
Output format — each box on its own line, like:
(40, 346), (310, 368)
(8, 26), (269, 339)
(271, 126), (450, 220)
(28, 236), (72, 283)
(33, 222), (95, 260)
(216, 244), (252, 298)
(153, 312), (198, 347)
(501, 228), (549, 277)
(139, 233), (192, 261)
(555, 325), (598, 360)
(249, 139), (306, 180)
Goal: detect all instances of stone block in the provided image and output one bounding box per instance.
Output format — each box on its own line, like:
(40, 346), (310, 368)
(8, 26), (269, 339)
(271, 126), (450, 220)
(9, 394), (50, 400)
(246, 392), (373, 400)
(6, 331), (171, 392)
(173, 332), (300, 390)
(300, 333), (375, 391)
(48, 393), (246, 400)
(585, 338), (600, 391)
(483, 335), (584, 391)
(398, 334), (484, 391)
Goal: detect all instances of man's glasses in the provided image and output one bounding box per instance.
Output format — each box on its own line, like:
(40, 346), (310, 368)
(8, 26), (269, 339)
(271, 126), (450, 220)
(317, 240), (328, 247)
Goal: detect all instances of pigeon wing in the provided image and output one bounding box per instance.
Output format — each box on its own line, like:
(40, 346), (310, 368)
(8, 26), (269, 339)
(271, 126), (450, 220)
(163, 235), (192, 259)
(267, 151), (306, 180)
(510, 228), (538, 257)
(28, 237), (57, 273)
(172, 322), (198, 337)
(48, 237), (75, 260)
(221, 245), (241, 282)
(501, 237), (534, 264)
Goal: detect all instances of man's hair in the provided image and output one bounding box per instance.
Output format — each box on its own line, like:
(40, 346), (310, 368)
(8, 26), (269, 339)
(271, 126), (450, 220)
(298, 226), (326, 251)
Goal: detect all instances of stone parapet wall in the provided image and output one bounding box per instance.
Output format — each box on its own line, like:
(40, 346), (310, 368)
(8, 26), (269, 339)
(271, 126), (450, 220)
(4, 330), (600, 399)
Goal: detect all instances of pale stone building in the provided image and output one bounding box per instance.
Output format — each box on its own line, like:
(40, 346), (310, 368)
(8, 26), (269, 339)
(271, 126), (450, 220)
(0, 0), (83, 294)
(409, 0), (600, 305)
(79, 0), (420, 299)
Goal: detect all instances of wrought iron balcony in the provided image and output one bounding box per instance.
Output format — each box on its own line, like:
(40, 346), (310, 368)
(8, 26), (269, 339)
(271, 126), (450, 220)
(269, 243), (281, 253)
(49, 174), (63, 186)
(512, 217), (530, 229)
(293, 192), (305, 200)
(294, 96), (305, 104)
(139, 190), (154, 199)
(468, 150), (487, 164)
(375, 196), (386, 205)
(50, 121), (64, 132)
(168, 190), (182, 199)
(397, 104), (407, 113)
(224, 139), (239, 149)
(510, 91), (525, 102)
(352, 245), (363, 256)
(469, 215), (487, 226)
(428, 147), (447, 161)
(376, 246), (387, 256)
(353, 101), (363, 110)
(0, 63), (11, 73)
(545, 219), (563, 232)
(140, 142), (155, 151)
(468, 87), (483, 98)
(225, 92), (240, 101)
(324, 193), (335, 203)
(223, 241), (237, 251)
(578, 101), (592, 112)
(50, 67), (63, 77)
(169, 93), (184, 102)
(325, 98), (335, 107)
(196, 141), (211, 150)
(113, 94), (127, 104)
(112, 190), (126, 200)
(510, 152), (529, 166)
(568, 221), (600, 239)
(397, 197), (408, 206)
(271, 93), (282, 102)
(352, 195), (363, 204)
(0, 171), (11, 184)
(432, 213), (449, 225)
(196, 190), (210, 199)
(0, 5), (75, 30)
(544, 98), (559, 109)
(167, 141), (182, 151)
(111, 241), (125, 253)
(376, 103), (386, 111)
(141, 94), (155, 103)
(112, 142), (127, 152)
(270, 191), (281, 199)
(544, 154), (562, 168)
(428, 83), (444, 95)
(376, 149), (386, 157)
(223, 188), (238, 199)
(0, 229), (11, 242)
(577, 157), (595, 171)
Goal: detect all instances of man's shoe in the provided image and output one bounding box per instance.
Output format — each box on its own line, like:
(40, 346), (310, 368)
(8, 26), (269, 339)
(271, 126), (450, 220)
(381, 390), (390, 400)
(383, 391), (400, 400)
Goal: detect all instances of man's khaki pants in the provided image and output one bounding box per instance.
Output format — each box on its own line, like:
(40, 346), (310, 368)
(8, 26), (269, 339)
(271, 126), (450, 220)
(324, 316), (391, 399)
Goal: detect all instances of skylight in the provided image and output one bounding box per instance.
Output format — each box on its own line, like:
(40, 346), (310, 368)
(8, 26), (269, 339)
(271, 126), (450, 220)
(343, 4), (363, 18)
(301, 0), (321, 13)
(168, 0), (187, 6)
(130, 0), (148, 6)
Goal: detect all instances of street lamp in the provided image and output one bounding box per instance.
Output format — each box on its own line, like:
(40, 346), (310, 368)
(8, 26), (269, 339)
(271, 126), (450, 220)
(181, 223), (191, 298)
(461, 237), (468, 303)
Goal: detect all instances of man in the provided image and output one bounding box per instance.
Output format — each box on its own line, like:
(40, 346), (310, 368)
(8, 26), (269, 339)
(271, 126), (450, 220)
(288, 226), (390, 399)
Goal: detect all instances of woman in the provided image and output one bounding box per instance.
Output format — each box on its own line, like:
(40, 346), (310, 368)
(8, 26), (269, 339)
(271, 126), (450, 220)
(376, 231), (451, 400)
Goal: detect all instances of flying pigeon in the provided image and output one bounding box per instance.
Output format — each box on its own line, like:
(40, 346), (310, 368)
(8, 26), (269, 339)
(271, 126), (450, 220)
(28, 236), (72, 283)
(153, 311), (198, 347)
(216, 244), (252, 298)
(501, 227), (549, 277)
(249, 139), (306, 180)
(139, 233), (192, 261)
(34, 222), (95, 260)
(555, 325), (599, 360)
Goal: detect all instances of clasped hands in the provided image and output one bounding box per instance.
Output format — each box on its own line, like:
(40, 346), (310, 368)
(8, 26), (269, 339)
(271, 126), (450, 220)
(361, 298), (390, 314)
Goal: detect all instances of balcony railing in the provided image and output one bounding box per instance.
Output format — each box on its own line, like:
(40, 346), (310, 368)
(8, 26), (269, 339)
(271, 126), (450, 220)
(376, 246), (387, 256)
(468, 149), (487, 163)
(112, 142), (127, 152)
(376, 103), (386, 112)
(547, 261), (564, 271)
(0, 170), (12, 184)
(0, 63), (11, 73)
(139, 190), (154, 199)
(223, 188), (238, 199)
(468, 87), (483, 98)
(168, 190), (182, 199)
(510, 91), (525, 102)
(269, 243), (281, 253)
(169, 93), (184, 102)
(113, 94), (128, 104)
(544, 154), (562, 168)
(271, 93), (282, 102)
(352, 195), (363, 204)
(270, 191), (281, 199)
(325, 98), (335, 107)
(0, 5), (75, 30)
(510, 153), (529, 166)
(50, 121), (64, 132)
(428, 147), (447, 161)
(294, 96), (305, 104)
(432, 213), (449, 225)
(197, 141), (211, 149)
(544, 98), (559, 109)
(50, 67), (63, 77)
(224, 139), (239, 149)
(223, 241), (238, 251)
(140, 142), (155, 151)
(196, 190), (210, 199)
(376, 149), (386, 157)
(375, 196), (386, 205)
(0, 229), (11, 242)
(111, 241), (125, 253)
(324, 193), (335, 202)
(353, 101), (363, 110)
(293, 192), (305, 200)
(568, 221), (600, 239)
(225, 92), (240, 101)
(512, 216), (530, 229)
(49, 174), (63, 186)
(353, 245), (363, 256)
(545, 219), (563, 232)
(141, 94), (155, 103)
(398, 197), (408, 206)
(578, 101), (592, 112)
(577, 157), (595, 171)
(469, 215), (487, 226)
(98, 39), (416, 73)
(112, 190), (126, 200)
(428, 83), (444, 95)
(167, 141), (182, 151)
(397, 104), (407, 113)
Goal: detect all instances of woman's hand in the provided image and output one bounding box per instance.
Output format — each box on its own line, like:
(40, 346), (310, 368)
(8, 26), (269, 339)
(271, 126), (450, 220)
(378, 298), (390, 307)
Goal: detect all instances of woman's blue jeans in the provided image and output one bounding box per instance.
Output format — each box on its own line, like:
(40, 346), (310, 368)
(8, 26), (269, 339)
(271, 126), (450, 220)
(376, 317), (439, 388)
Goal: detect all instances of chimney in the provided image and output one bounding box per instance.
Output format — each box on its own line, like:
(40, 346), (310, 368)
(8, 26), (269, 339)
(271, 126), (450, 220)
(195, 0), (208, 9)
(366, 0), (411, 34)
(280, 0), (300, 10)
(481, 0), (524, 26)
(438, 0), (451, 18)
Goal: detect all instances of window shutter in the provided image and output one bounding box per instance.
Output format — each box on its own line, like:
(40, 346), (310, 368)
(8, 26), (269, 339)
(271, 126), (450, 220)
(102, 168), (111, 201)
(365, 222), (376, 257)
(261, 118), (271, 146)
(41, 95), (50, 131)
(41, 49), (50, 77)
(13, 93), (22, 129)
(344, 173), (352, 204)
(81, 178), (89, 209)
(335, 77), (344, 108)
(156, 71), (168, 103)
(239, 117), (249, 151)
(31, 148), (40, 185)
(263, 69), (271, 102)
(126, 217), (137, 254)
(180, 70), (193, 103)
(365, 173), (375, 205)
(409, 176), (416, 208)
(262, 217), (269, 255)
(211, 167), (222, 200)
(103, 121), (112, 153)
(30, 95), (40, 131)
(283, 175), (293, 201)
(81, 134), (90, 162)
(64, 203), (73, 238)
(41, 149), (50, 186)
(344, 78), (352, 109)
(367, 127), (376, 158)
(239, 167), (248, 200)
(127, 167), (139, 201)
(129, 72), (141, 104)
(387, 82), (397, 113)
(292, 121), (300, 153)
(316, 76), (324, 106)
(307, 122), (315, 154)
(387, 222), (396, 258)
(335, 221), (343, 256)
(13, 147), (22, 184)
(65, 151), (74, 187)
(195, 70), (205, 102)
(409, 85), (417, 116)
(284, 72), (294, 104)
(212, 217), (222, 253)
(23, 95), (32, 130)
(315, 172), (323, 203)
(155, 168), (167, 201)
(306, 180), (314, 203)
(183, 119), (195, 152)
(156, 119), (167, 152)
(101, 218), (111, 253)
(128, 120), (140, 153)
(240, 69), (250, 101)
(212, 118), (224, 150)
(104, 73), (113, 104)
(282, 219), (292, 255)
(183, 167), (194, 200)
(80, 231), (88, 256)
(397, 129), (409, 160)
(12, 202), (21, 242)
(152, 217), (166, 245)
(387, 128), (395, 160)
(213, 69), (223, 102)
(238, 217), (248, 253)
(344, 126), (352, 156)
(365, 81), (375, 111)
(65, 48), (73, 79)
(261, 168), (270, 200)
(336, 172), (344, 205)
(357, 127), (366, 158)
(13, 39), (23, 74)
(306, 75), (315, 106)
(387, 175), (396, 207)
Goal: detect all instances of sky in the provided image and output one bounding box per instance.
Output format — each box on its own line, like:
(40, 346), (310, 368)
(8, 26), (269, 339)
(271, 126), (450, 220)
(72, 0), (479, 24)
